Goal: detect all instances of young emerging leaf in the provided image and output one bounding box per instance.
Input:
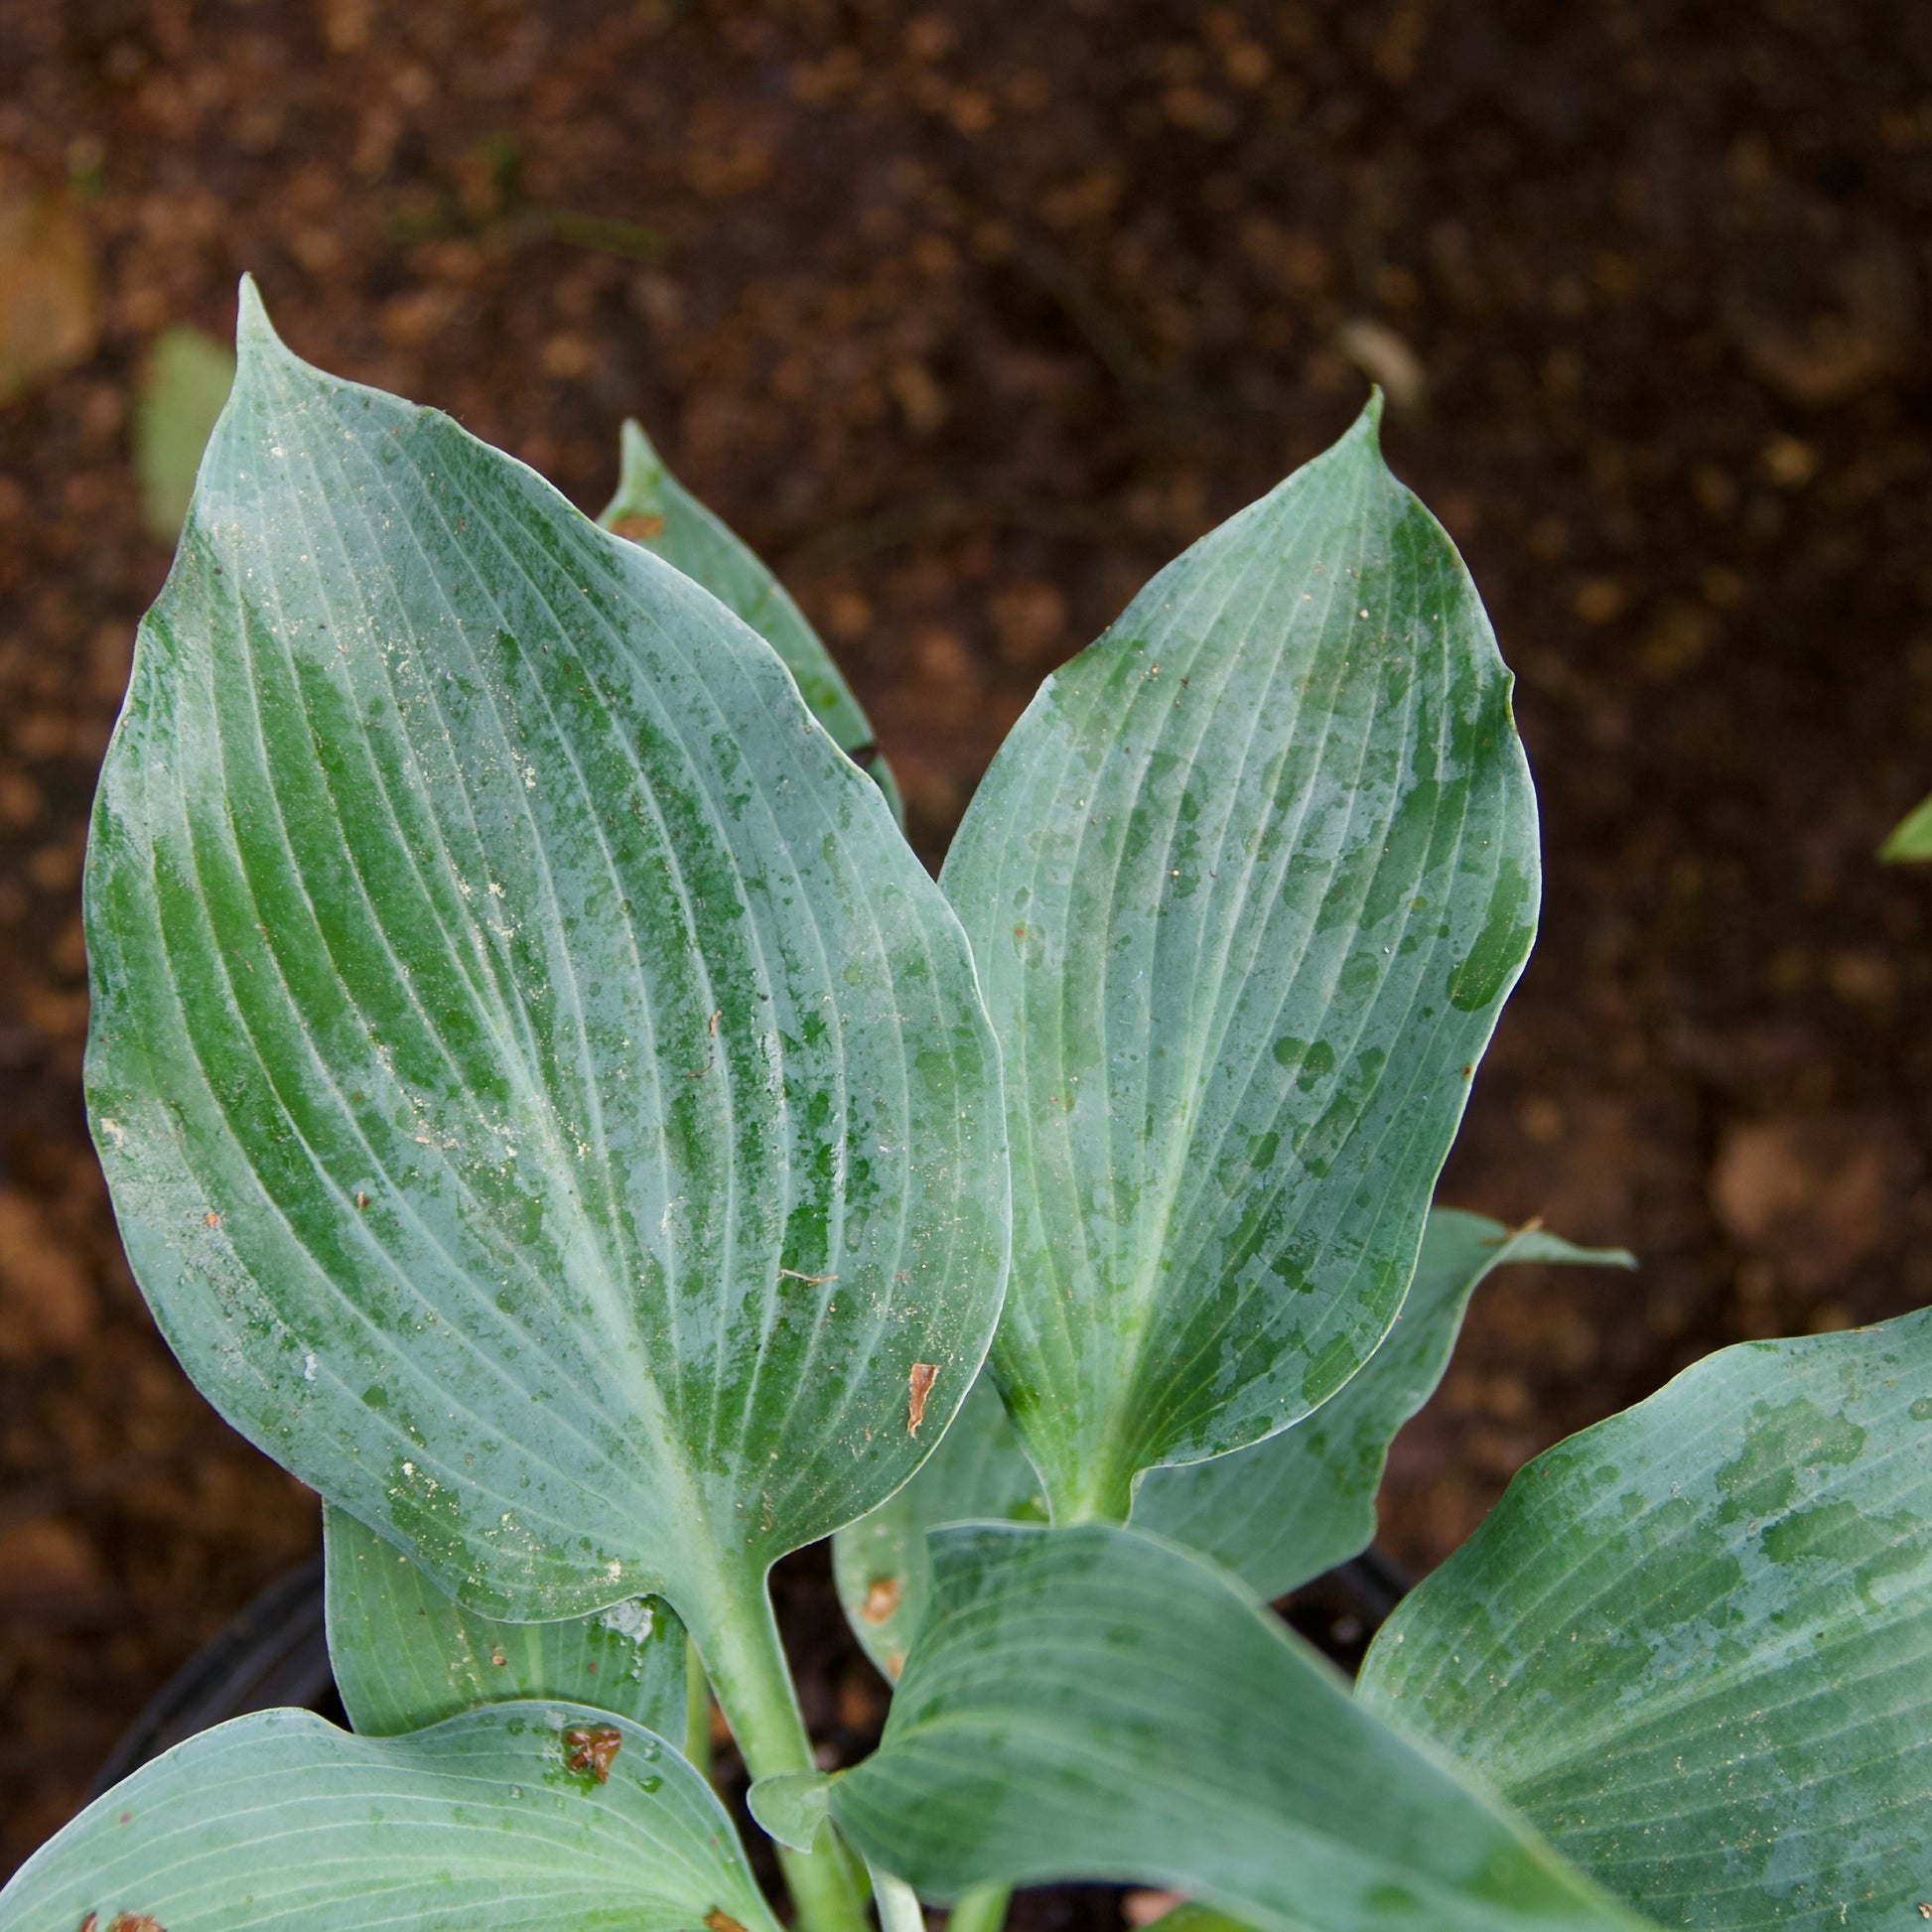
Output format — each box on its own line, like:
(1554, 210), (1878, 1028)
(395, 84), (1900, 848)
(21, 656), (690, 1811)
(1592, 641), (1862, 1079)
(1133, 1212), (1633, 1597)
(600, 419), (903, 821)
(324, 1503), (687, 1740)
(943, 398), (1538, 1521)
(828, 1524), (1648, 1932)
(832, 1210), (1625, 1670)
(1358, 1306), (1932, 1932)
(0, 1705), (777, 1932)
(749, 1770), (835, 1855)
(82, 284), (1009, 1654)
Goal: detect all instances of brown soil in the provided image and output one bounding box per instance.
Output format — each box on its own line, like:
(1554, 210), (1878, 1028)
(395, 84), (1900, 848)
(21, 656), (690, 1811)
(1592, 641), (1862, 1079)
(5, 0), (1932, 1881)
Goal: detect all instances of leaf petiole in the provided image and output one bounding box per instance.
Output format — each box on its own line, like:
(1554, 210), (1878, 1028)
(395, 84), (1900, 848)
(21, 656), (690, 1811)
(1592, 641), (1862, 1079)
(693, 1566), (869, 1932)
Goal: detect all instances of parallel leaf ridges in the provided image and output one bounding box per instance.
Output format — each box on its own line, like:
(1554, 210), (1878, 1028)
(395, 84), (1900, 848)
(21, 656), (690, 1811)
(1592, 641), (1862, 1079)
(83, 282), (1009, 1639)
(942, 400), (1536, 1520)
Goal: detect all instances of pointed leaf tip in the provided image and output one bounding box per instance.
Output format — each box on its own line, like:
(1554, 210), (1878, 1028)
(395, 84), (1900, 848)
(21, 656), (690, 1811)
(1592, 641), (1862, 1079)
(1361, 384), (1386, 435)
(234, 273), (292, 366)
(618, 417), (662, 478)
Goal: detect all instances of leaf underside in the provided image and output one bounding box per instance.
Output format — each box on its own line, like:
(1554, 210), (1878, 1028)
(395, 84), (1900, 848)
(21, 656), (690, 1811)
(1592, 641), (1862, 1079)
(942, 399), (1539, 1521)
(0, 1705), (777, 1932)
(82, 282), (1009, 1638)
(1359, 1306), (1932, 1932)
(324, 1501), (688, 1740)
(600, 419), (903, 822)
(833, 1209), (1631, 1673)
(829, 1523), (1646, 1932)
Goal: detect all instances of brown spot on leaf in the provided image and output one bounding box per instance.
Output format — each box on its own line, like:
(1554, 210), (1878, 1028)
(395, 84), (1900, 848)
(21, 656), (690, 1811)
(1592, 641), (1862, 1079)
(563, 1723), (622, 1783)
(202, 1211), (219, 1228)
(861, 1576), (900, 1624)
(489, 1645), (507, 1666)
(354, 1190), (369, 1210)
(907, 1361), (938, 1434)
(705, 1913), (748, 1932)
(107, 1917), (166, 1932)
(885, 1650), (905, 1679)
(612, 512), (667, 541)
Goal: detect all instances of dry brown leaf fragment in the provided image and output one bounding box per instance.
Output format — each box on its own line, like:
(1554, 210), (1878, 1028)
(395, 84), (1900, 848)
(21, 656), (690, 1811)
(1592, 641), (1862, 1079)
(562, 1723), (622, 1783)
(0, 183), (98, 407)
(706, 1912), (749, 1932)
(1335, 317), (1427, 414)
(907, 1361), (938, 1434)
(861, 1576), (901, 1624)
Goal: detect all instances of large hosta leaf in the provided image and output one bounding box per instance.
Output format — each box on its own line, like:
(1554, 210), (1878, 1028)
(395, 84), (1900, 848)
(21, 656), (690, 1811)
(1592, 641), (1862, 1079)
(833, 1210), (1627, 1671)
(324, 1502), (688, 1738)
(828, 1524), (1647, 1932)
(600, 420), (902, 821)
(82, 282), (1009, 1643)
(1358, 1307), (1932, 1932)
(942, 397), (1538, 1521)
(0, 1704), (775, 1932)
(1133, 1212), (1633, 1596)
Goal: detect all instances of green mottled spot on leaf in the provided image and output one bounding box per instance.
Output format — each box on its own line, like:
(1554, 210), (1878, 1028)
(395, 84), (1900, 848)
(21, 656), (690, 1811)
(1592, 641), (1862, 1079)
(1296, 1038), (1336, 1092)
(1446, 859), (1535, 1013)
(1715, 1397), (1864, 1525)
(1301, 1331), (1358, 1405)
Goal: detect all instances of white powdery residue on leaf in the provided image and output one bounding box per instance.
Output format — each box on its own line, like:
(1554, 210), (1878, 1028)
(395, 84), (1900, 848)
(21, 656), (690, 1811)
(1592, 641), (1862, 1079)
(599, 1597), (655, 1647)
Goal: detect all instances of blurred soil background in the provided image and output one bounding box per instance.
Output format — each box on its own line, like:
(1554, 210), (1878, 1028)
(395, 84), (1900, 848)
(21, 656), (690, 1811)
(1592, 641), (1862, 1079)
(5, 0), (1932, 1879)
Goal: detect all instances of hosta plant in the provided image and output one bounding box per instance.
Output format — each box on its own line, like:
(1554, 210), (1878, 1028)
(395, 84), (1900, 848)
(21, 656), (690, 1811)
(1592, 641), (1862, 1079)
(5, 280), (1928, 1932)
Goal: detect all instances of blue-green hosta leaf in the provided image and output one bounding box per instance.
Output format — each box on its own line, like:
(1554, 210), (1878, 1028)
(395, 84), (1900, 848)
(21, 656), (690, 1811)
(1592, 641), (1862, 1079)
(324, 1502), (688, 1739)
(0, 1704), (776, 1932)
(82, 281), (1009, 1647)
(832, 1210), (1628, 1671)
(1357, 1307), (1932, 1932)
(828, 1524), (1647, 1932)
(942, 398), (1538, 1521)
(600, 420), (902, 822)
(1133, 1211), (1634, 1597)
